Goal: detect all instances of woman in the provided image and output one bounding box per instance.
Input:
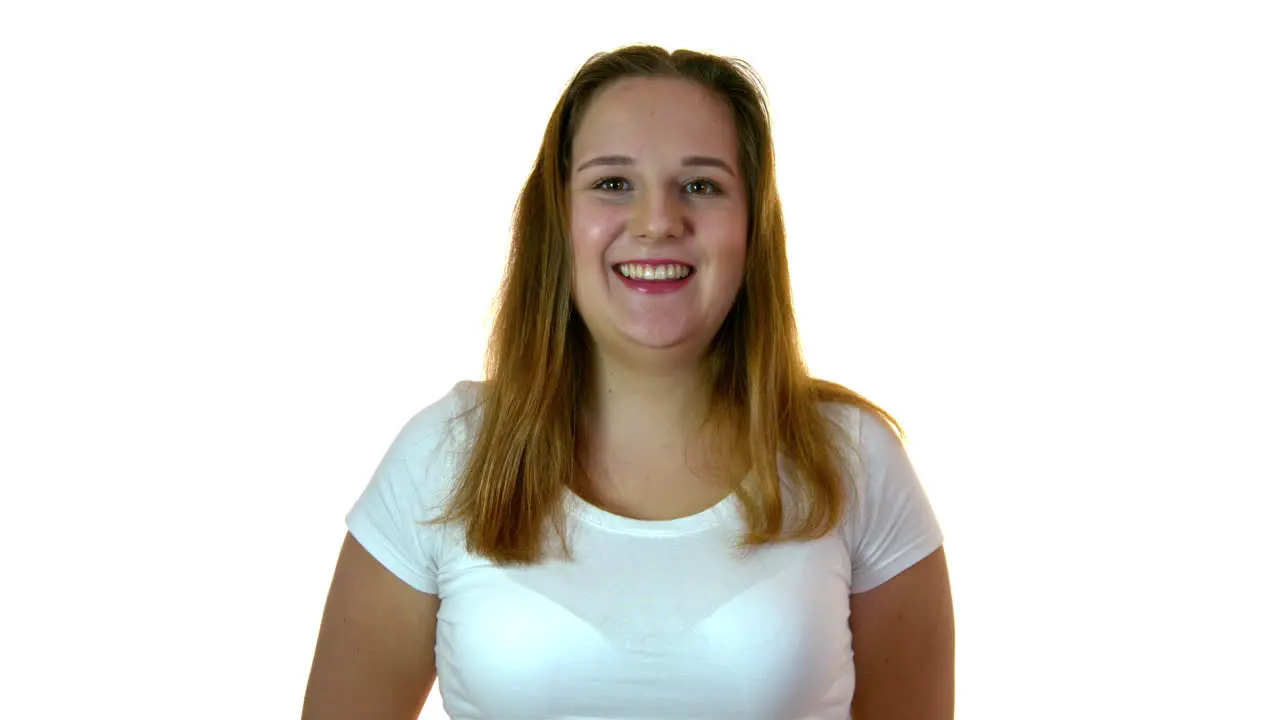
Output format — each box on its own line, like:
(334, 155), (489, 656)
(304, 44), (954, 719)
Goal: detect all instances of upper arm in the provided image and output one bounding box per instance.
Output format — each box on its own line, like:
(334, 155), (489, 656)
(303, 532), (441, 720)
(849, 545), (955, 720)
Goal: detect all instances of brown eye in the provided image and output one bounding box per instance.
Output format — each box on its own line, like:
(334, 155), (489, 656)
(686, 178), (722, 196)
(592, 177), (628, 192)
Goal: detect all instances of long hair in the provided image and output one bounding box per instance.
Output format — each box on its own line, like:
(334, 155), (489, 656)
(433, 44), (904, 564)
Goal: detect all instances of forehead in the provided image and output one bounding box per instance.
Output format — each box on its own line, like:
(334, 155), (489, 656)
(571, 77), (739, 168)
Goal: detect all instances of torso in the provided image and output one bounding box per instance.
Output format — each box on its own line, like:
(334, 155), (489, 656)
(430, 489), (857, 720)
(405, 382), (872, 718)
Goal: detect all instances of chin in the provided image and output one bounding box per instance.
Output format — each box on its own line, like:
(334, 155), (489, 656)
(612, 308), (732, 352)
(618, 329), (687, 350)
(607, 319), (696, 350)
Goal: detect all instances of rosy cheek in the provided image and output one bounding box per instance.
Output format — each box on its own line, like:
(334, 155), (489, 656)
(574, 216), (618, 255)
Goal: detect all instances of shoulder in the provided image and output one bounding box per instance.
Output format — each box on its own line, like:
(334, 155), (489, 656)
(815, 400), (901, 473)
(345, 380), (486, 593)
(815, 399), (919, 523)
(375, 380), (485, 501)
(818, 399), (944, 587)
(388, 380), (484, 456)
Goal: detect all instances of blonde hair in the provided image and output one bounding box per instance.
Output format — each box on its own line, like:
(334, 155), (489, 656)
(433, 44), (903, 565)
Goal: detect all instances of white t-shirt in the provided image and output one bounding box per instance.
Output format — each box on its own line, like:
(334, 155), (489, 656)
(346, 380), (944, 720)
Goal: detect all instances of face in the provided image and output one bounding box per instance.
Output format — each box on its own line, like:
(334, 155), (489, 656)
(568, 76), (749, 362)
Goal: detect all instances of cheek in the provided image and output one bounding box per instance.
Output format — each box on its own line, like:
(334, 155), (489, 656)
(570, 203), (620, 259)
(706, 221), (749, 282)
(569, 207), (618, 302)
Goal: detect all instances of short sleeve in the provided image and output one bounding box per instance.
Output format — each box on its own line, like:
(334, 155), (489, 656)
(344, 381), (474, 595)
(843, 407), (945, 594)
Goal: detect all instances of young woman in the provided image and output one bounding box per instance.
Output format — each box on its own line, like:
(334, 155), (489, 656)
(304, 44), (954, 720)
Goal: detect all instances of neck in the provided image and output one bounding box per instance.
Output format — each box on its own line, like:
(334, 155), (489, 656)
(581, 347), (711, 460)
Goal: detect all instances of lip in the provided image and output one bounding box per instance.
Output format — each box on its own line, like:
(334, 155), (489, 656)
(611, 259), (696, 294)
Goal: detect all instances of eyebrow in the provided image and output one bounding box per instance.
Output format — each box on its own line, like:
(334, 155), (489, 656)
(574, 154), (737, 178)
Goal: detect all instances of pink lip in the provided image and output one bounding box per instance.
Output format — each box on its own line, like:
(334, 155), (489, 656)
(612, 261), (696, 295)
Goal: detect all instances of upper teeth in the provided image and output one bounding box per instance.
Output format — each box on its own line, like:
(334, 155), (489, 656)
(618, 263), (692, 280)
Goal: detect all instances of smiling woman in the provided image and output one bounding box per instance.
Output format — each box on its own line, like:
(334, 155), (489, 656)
(303, 44), (954, 720)
(570, 76), (748, 359)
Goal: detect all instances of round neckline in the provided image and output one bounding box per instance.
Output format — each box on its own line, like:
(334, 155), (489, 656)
(566, 487), (739, 536)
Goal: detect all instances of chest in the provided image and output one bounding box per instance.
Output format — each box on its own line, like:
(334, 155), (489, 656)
(576, 454), (740, 523)
(431, 525), (856, 719)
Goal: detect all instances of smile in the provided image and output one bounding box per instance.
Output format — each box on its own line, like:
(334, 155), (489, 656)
(614, 262), (693, 280)
(612, 261), (696, 294)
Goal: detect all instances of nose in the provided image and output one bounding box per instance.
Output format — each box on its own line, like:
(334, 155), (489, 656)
(627, 187), (682, 242)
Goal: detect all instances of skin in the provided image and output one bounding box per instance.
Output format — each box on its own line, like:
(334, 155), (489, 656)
(568, 77), (749, 512)
(569, 76), (749, 366)
(302, 533), (439, 719)
(303, 74), (955, 720)
(850, 547), (956, 719)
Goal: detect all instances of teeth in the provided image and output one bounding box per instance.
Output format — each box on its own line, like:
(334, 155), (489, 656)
(619, 263), (692, 280)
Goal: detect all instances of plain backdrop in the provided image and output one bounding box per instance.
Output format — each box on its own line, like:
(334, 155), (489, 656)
(2, 1), (1277, 718)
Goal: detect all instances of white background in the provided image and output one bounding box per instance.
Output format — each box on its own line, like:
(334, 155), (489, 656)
(2, 1), (1277, 718)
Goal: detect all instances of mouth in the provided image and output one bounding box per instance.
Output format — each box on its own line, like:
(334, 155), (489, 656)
(612, 261), (696, 281)
(611, 261), (696, 294)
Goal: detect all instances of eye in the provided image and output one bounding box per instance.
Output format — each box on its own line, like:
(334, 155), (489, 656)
(685, 178), (723, 196)
(591, 177), (629, 193)
(588, 177), (724, 196)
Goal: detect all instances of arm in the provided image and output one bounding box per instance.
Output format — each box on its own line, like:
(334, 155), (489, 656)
(303, 532), (441, 720)
(849, 546), (955, 720)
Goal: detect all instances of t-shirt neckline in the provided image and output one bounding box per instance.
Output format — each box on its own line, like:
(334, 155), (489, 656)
(565, 488), (738, 536)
